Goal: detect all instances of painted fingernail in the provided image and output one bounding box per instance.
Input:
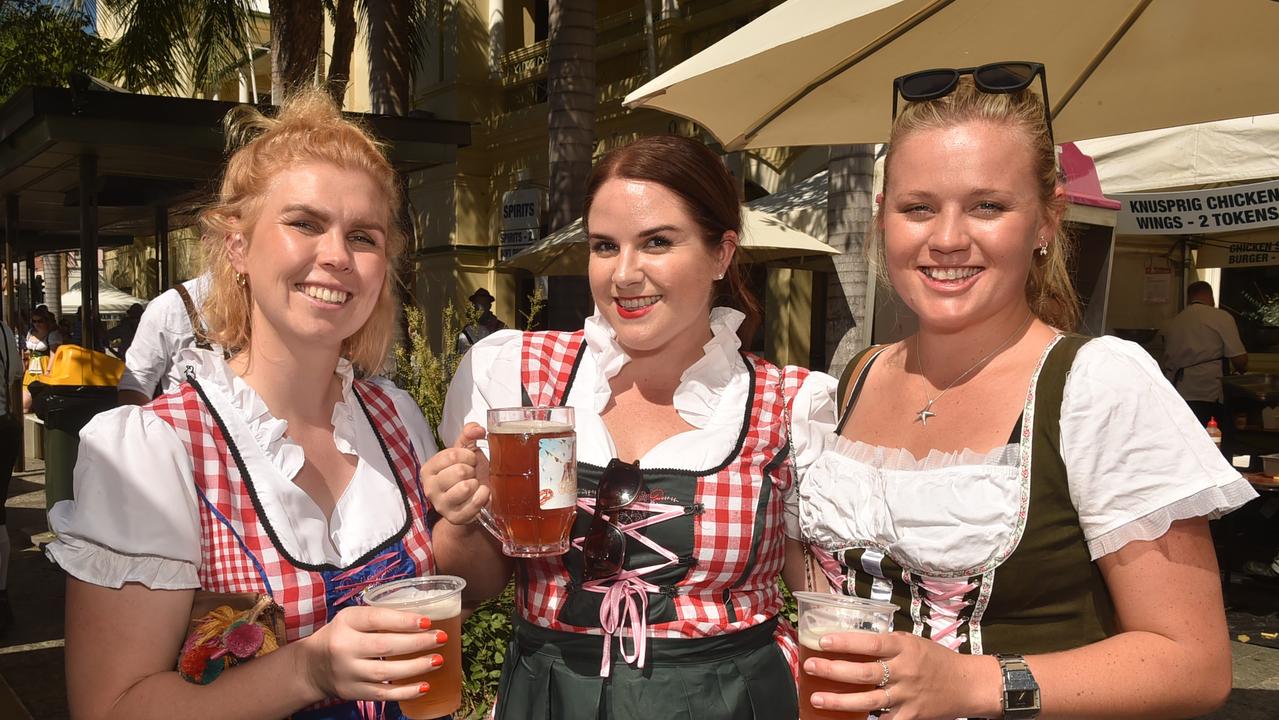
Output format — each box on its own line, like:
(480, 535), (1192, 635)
(418, 617), (433, 630)
(418, 682), (431, 695)
(435, 630), (449, 644)
(430, 654), (445, 667)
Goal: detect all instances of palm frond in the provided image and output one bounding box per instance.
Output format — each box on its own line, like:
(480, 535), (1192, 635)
(100, 0), (189, 93)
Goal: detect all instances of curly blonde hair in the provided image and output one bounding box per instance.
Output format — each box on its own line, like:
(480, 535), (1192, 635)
(878, 76), (1081, 332)
(199, 88), (405, 374)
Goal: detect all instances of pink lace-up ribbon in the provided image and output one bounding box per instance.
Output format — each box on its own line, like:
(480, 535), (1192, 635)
(917, 577), (977, 651)
(573, 496), (686, 677)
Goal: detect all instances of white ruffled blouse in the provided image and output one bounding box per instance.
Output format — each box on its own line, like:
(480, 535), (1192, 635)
(790, 336), (1257, 573)
(45, 348), (437, 589)
(439, 307), (838, 472)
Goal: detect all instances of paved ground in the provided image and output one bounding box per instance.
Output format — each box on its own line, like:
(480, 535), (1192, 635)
(3, 466), (1279, 719)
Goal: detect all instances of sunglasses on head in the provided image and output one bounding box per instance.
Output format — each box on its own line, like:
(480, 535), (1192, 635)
(582, 458), (644, 581)
(891, 61), (1054, 144)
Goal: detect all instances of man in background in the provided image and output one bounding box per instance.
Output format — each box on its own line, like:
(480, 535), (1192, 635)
(457, 287), (507, 354)
(117, 274), (216, 405)
(1160, 280), (1249, 426)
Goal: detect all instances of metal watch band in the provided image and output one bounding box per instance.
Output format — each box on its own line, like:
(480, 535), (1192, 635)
(995, 653), (1041, 719)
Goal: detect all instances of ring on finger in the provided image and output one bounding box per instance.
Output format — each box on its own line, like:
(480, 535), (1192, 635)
(877, 685), (893, 713)
(875, 658), (891, 688)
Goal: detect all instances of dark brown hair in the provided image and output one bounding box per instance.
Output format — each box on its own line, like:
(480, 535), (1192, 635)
(582, 135), (761, 344)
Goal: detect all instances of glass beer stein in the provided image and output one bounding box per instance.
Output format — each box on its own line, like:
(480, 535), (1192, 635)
(482, 406), (577, 557)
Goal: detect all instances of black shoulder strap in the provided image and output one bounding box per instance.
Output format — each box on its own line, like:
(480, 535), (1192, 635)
(174, 284), (213, 350)
(835, 344), (889, 435)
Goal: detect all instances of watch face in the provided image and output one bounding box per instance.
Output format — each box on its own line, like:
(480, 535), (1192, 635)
(1008, 689), (1039, 708)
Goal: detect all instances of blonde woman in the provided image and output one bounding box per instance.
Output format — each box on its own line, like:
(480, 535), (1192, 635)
(48, 90), (487, 720)
(787, 65), (1253, 719)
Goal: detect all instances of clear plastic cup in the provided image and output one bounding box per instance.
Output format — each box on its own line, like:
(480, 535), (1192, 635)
(794, 592), (897, 720)
(361, 576), (466, 719)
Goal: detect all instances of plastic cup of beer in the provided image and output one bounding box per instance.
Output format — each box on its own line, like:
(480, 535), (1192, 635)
(361, 576), (466, 719)
(794, 592), (897, 720)
(483, 406), (577, 557)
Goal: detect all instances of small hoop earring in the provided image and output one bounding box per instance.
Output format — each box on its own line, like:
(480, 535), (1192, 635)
(235, 272), (248, 288)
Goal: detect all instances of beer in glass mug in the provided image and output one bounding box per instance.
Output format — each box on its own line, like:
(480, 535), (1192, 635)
(794, 592), (896, 720)
(484, 406), (577, 557)
(361, 576), (466, 719)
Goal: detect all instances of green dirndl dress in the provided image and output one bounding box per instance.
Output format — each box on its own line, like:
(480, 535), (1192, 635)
(492, 457), (798, 720)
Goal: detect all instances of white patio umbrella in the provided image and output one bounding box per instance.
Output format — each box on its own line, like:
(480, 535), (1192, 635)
(624, 0), (1279, 148)
(502, 208), (840, 276)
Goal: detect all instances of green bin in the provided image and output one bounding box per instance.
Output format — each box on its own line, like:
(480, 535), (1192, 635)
(31, 384), (119, 510)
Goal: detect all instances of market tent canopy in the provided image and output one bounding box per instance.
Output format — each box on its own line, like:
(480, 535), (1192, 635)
(502, 208), (839, 275)
(1075, 113), (1279, 193)
(59, 278), (147, 315)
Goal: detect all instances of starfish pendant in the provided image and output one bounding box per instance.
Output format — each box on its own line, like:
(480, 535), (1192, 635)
(915, 401), (937, 426)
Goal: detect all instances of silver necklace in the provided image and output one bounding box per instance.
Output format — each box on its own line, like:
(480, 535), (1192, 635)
(913, 314), (1033, 426)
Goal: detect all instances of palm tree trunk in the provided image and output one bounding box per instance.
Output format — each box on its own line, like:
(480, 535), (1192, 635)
(546, 0), (596, 330)
(269, 0), (322, 104)
(326, 0), (357, 106)
(826, 143), (877, 377)
(547, 0), (595, 232)
(367, 0), (414, 115)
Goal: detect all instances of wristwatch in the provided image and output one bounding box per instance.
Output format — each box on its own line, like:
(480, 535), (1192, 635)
(995, 654), (1041, 719)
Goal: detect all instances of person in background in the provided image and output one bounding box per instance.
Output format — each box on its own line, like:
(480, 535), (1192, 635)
(46, 89), (496, 719)
(105, 302), (146, 360)
(117, 274), (216, 405)
(431, 135), (837, 719)
(1160, 280), (1248, 427)
(0, 318), (22, 634)
(455, 287), (506, 354)
(787, 69), (1252, 719)
(22, 308), (63, 412)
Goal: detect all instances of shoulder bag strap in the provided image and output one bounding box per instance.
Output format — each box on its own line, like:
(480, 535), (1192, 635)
(174, 284), (213, 350)
(835, 345), (888, 435)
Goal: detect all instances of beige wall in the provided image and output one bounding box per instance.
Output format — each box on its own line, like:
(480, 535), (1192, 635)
(1104, 235), (1186, 332)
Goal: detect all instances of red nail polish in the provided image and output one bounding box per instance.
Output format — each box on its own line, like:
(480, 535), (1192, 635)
(431, 654), (445, 667)
(418, 682), (431, 695)
(435, 630), (449, 644)
(418, 616), (432, 630)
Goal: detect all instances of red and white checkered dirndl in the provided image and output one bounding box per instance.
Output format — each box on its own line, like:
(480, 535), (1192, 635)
(516, 330), (807, 673)
(147, 379), (436, 644)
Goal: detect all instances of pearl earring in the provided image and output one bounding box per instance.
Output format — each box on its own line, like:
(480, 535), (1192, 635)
(715, 272), (724, 281)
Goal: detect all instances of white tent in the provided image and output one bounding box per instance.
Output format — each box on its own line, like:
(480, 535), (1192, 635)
(60, 278), (148, 316)
(1076, 114), (1279, 193)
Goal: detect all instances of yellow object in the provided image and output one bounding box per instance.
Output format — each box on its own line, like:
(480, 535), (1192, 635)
(40, 345), (124, 387)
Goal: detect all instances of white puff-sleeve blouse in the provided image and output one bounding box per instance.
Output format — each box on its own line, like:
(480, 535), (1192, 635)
(439, 306), (837, 475)
(45, 349), (438, 589)
(790, 335), (1256, 562)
